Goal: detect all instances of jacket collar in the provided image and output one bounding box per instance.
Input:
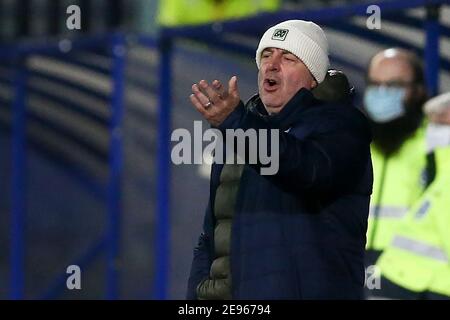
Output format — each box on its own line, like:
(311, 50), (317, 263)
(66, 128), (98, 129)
(247, 88), (318, 130)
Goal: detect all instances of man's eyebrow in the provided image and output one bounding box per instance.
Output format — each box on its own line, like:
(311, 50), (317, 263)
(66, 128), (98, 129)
(262, 48), (295, 55)
(281, 50), (295, 55)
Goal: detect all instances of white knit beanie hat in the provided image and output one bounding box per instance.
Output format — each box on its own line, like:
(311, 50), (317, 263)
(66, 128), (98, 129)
(255, 20), (330, 83)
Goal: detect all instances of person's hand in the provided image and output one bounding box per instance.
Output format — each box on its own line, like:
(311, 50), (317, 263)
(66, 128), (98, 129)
(190, 76), (241, 127)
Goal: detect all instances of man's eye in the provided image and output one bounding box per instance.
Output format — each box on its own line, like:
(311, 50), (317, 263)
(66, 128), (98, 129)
(368, 80), (414, 88)
(284, 55), (296, 61)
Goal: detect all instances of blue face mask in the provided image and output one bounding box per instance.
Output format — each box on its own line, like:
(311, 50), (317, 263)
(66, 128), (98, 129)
(364, 86), (407, 123)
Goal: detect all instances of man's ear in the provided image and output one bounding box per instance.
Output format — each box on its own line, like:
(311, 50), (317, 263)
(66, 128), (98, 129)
(411, 83), (428, 107)
(311, 79), (318, 89)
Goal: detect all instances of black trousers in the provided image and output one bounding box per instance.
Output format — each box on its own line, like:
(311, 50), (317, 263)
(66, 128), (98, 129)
(364, 249), (382, 269)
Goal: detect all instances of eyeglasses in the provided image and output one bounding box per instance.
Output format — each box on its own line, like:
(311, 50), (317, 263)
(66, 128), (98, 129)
(367, 80), (417, 88)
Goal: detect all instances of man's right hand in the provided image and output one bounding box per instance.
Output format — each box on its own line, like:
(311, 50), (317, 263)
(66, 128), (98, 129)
(190, 76), (241, 127)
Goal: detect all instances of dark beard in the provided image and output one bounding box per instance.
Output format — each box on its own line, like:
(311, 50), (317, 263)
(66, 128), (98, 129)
(369, 102), (424, 156)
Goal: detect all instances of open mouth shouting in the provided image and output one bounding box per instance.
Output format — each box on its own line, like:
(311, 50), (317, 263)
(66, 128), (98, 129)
(263, 77), (280, 92)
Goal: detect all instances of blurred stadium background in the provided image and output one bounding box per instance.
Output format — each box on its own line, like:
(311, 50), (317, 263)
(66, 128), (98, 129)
(0, 0), (449, 299)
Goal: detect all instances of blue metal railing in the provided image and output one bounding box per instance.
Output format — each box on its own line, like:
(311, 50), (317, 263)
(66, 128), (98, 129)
(158, 0), (448, 38)
(106, 33), (126, 300)
(153, 37), (172, 300)
(2, 33), (130, 299)
(40, 237), (107, 299)
(424, 5), (441, 97)
(10, 56), (28, 300)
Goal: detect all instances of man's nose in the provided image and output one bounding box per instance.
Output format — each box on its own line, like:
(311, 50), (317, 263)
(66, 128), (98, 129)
(267, 57), (280, 71)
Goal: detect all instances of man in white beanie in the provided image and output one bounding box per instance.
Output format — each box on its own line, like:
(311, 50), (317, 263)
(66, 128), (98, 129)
(187, 20), (373, 299)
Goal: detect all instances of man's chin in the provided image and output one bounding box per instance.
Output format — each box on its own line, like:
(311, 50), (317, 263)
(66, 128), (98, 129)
(263, 103), (284, 115)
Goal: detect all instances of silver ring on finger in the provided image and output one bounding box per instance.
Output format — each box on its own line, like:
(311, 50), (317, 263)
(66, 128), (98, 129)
(204, 101), (212, 109)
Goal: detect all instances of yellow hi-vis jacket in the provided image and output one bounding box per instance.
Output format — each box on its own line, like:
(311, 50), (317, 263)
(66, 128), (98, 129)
(157, 0), (280, 27)
(366, 126), (428, 252)
(377, 146), (450, 296)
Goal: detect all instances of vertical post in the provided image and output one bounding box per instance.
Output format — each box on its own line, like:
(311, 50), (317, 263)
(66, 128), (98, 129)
(48, 0), (60, 36)
(424, 5), (440, 97)
(108, 0), (123, 30)
(80, 0), (92, 34)
(106, 33), (126, 300)
(154, 36), (172, 300)
(10, 54), (27, 300)
(16, 0), (30, 38)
